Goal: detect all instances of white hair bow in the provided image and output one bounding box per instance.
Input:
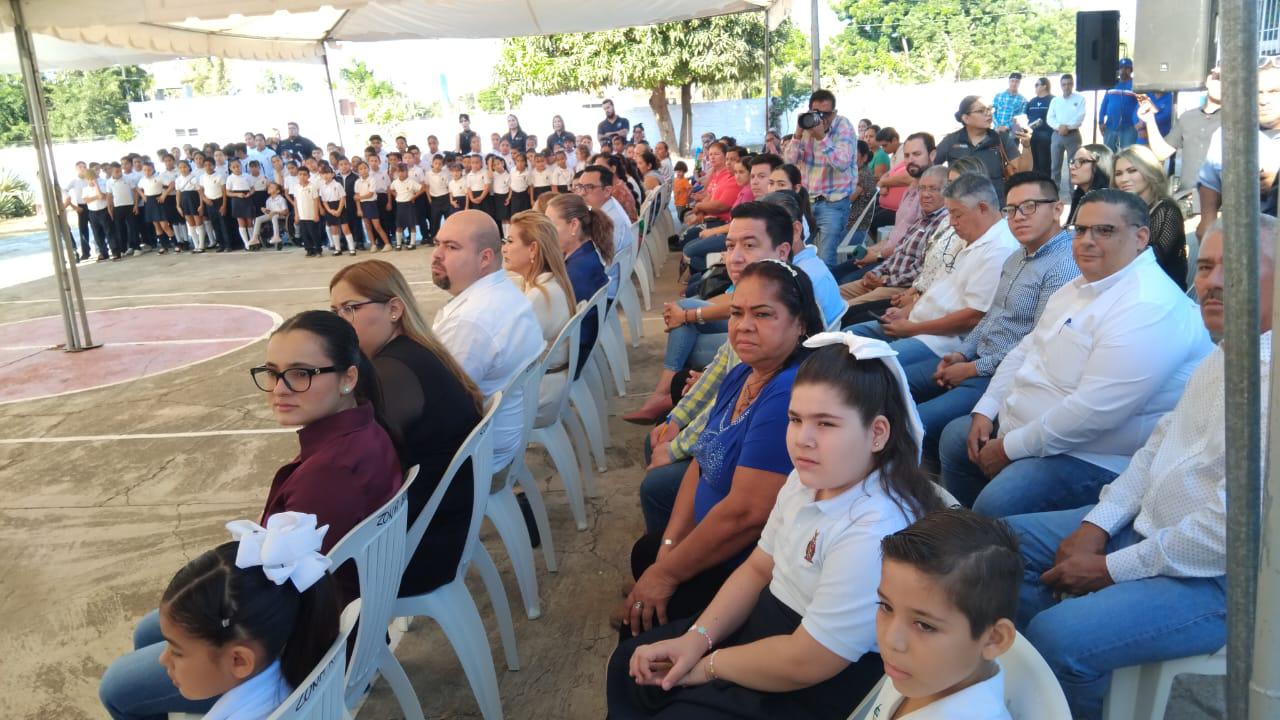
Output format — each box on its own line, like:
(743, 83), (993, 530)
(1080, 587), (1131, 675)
(802, 331), (925, 460)
(225, 512), (332, 592)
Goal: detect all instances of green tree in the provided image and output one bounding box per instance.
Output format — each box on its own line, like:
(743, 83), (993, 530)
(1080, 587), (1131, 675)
(339, 60), (430, 125)
(827, 0), (1075, 83)
(492, 16), (802, 154)
(0, 66), (149, 143)
(0, 74), (31, 144)
(476, 85), (506, 113)
(257, 71), (302, 94)
(184, 57), (232, 96)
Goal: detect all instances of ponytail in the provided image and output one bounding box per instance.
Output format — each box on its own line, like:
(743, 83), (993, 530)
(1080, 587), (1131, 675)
(161, 541), (340, 688)
(548, 193), (614, 264)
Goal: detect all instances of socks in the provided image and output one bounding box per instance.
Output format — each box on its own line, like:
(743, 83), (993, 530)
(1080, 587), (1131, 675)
(174, 224), (190, 246)
(238, 226), (250, 248)
(344, 234), (355, 252)
(191, 225), (204, 250)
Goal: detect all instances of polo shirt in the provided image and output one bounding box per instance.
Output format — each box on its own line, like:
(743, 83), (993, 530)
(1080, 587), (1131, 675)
(1164, 106), (1221, 206)
(597, 115), (630, 142)
(867, 665), (1010, 719)
(792, 245), (845, 328)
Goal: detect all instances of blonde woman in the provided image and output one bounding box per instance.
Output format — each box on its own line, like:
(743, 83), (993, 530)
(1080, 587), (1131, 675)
(502, 210), (577, 418)
(328, 259), (483, 597)
(1114, 144), (1188, 289)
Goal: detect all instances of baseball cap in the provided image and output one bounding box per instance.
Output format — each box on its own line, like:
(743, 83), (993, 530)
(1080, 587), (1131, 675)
(1009, 72), (1022, 80)
(1119, 58), (1133, 68)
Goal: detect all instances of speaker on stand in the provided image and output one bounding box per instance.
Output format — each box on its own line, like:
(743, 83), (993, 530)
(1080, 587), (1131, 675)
(1076, 10), (1121, 144)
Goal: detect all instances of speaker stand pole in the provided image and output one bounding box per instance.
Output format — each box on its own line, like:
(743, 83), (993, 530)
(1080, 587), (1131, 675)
(1092, 90), (1099, 144)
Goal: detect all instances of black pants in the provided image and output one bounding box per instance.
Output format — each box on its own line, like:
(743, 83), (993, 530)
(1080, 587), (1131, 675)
(1031, 130), (1053, 177)
(345, 203), (365, 248)
(87, 208), (112, 258)
(619, 531), (738, 645)
(377, 193), (395, 240)
(75, 203), (91, 257)
(841, 298), (894, 328)
(413, 194), (431, 240)
(607, 587), (884, 719)
(429, 195), (450, 238)
(110, 207), (136, 256)
(298, 219), (323, 255)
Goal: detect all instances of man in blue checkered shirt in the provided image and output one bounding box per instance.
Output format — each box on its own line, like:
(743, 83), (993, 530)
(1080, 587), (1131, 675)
(902, 171), (1079, 468)
(993, 72), (1028, 133)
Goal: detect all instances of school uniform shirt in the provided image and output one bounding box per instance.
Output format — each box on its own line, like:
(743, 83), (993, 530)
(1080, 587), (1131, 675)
(491, 171), (511, 195)
(370, 169), (391, 194)
(283, 174), (300, 199)
(174, 174), (200, 193)
(201, 659), (290, 720)
(391, 178), (422, 203)
(448, 177), (467, 198)
(973, 249), (1214, 474)
(157, 168), (178, 190)
(906, 218), (1019, 356)
(509, 167), (531, 193)
(314, 179), (340, 203)
(212, 162), (230, 180)
(108, 177), (135, 207)
(757, 471), (912, 663)
(531, 167), (552, 188)
(124, 170), (143, 187)
(83, 180), (109, 211)
(427, 169), (451, 197)
(355, 177), (377, 202)
(138, 175), (166, 197)
(250, 173), (269, 192)
(293, 183), (321, 221)
(197, 172), (224, 201)
(867, 665), (1011, 720)
(225, 173), (252, 196)
(466, 170), (490, 194)
(550, 165), (572, 187)
(265, 195), (289, 216)
(63, 177), (87, 205)
(246, 147), (278, 181)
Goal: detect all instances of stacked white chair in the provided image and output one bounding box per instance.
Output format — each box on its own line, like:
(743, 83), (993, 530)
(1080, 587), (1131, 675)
(614, 228), (645, 346)
(570, 286), (613, 475)
(1102, 647), (1225, 720)
(265, 611), (355, 720)
(631, 212), (656, 310)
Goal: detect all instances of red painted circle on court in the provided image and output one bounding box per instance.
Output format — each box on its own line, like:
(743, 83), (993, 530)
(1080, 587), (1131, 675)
(0, 304), (281, 404)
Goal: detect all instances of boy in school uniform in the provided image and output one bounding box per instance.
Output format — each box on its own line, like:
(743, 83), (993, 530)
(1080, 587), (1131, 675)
(426, 155), (451, 243)
(867, 509), (1020, 720)
(407, 151), (432, 244)
(464, 153), (490, 212)
(389, 163), (423, 250)
(107, 163), (139, 257)
(447, 162), (467, 213)
(290, 167), (323, 257)
(337, 158), (365, 250)
(531, 152), (553, 200)
(551, 150), (572, 193)
(367, 151), (397, 247)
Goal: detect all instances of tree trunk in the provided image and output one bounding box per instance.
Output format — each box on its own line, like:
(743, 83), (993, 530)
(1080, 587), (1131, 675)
(648, 82), (677, 156)
(678, 82), (694, 156)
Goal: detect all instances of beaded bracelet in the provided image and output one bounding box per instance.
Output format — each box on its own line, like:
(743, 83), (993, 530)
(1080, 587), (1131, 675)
(706, 649), (720, 681)
(688, 624), (714, 651)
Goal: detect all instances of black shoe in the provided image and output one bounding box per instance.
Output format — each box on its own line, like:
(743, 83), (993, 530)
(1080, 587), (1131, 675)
(516, 492), (541, 549)
(276, 242), (284, 251)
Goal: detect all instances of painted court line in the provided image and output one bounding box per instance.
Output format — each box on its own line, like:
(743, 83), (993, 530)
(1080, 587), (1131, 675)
(0, 428), (297, 444)
(0, 337), (265, 351)
(0, 281), (438, 305)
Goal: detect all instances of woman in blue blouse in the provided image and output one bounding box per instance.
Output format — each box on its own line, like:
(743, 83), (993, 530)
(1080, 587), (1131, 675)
(616, 259), (826, 639)
(547, 193), (613, 375)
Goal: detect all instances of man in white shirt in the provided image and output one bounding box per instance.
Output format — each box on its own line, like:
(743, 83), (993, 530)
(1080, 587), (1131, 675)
(431, 210), (546, 471)
(1004, 217), (1270, 720)
(1045, 73), (1087, 194)
(848, 173), (1018, 370)
(939, 189), (1213, 519)
(573, 164), (633, 299)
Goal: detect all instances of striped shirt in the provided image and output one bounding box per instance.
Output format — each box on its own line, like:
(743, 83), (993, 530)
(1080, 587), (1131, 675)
(880, 206), (949, 287)
(992, 90), (1027, 129)
(782, 114), (858, 200)
(956, 229), (1080, 376)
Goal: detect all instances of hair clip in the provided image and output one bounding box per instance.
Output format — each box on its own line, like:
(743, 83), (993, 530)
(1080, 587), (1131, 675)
(759, 258), (799, 277)
(226, 512), (332, 592)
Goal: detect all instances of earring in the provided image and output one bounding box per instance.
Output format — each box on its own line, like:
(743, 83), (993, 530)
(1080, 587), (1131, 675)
(341, 387), (350, 394)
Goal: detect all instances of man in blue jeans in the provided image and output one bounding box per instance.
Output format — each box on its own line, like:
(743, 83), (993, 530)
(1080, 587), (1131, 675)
(1004, 219), (1268, 718)
(1098, 58), (1139, 152)
(938, 189), (1212, 518)
(782, 89), (857, 268)
(902, 172), (1079, 468)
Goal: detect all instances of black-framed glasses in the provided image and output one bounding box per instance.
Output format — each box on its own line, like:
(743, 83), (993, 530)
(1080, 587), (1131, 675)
(1069, 223), (1142, 241)
(1068, 157), (1096, 168)
(966, 105), (993, 115)
(1002, 198), (1057, 218)
(250, 366), (342, 392)
(571, 183), (602, 192)
(331, 299), (384, 319)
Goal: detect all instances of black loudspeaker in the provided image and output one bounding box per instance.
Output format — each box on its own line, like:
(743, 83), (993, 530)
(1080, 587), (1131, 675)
(1076, 10), (1121, 91)
(1133, 0), (1217, 91)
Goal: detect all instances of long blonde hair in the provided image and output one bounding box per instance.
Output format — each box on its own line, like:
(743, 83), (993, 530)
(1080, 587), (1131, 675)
(509, 210), (577, 316)
(1114, 144), (1170, 204)
(329, 260), (483, 412)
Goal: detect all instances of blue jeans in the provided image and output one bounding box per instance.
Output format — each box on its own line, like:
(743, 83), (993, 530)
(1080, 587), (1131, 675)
(813, 197), (852, 268)
(681, 220), (726, 276)
(1103, 125), (1138, 153)
(100, 609), (216, 720)
(937, 415), (1118, 517)
(663, 299), (728, 372)
(845, 322), (940, 369)
(904, 357), (991, 471)
(1007, 505), (1226, 719)
(641, 441), (692, 535)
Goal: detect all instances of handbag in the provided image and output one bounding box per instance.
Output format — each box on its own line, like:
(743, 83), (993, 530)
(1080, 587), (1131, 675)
(995, 132), (1016, 181)
(697, 263), (733, 300)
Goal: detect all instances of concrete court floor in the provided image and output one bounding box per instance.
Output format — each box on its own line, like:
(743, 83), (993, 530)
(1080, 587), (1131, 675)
(0, 232), (1223, 719)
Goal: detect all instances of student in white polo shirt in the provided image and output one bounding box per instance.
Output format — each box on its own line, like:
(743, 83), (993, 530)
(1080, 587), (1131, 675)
(608, 333), (944, 719)
(80, 167), (113, 261)
(290, 166), (323, 257)
(106, 164), (138, 258)
(848, 173), (1018, 369)
(939, 188), (1213, 518)
(426, 154), (451, 243)
(551, 150), (573, 193)
(509, 151), (533, 217)
(354, 160), (391, 251)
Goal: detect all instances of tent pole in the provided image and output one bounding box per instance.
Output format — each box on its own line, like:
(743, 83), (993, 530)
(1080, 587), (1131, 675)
(1221, 0), (1262, 718)
(9, 0), (96, 352)
(321, 43), (345, 151)
(809, 0), (820, 89)
(763, 8), (771, 138)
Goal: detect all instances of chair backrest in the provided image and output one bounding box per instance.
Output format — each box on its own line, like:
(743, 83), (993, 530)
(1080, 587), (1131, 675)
(530, 301), (587, 429)
(584, 283), (610, 357)
(836, 188), (880, 253)
(497, 355), (543, 492)
(324, 464), (418, 708)
(265, 610), (354, 720)
(932, 481), (962, 508)
(404, 391), (502, 586)
(1001, 631), (1072, 719)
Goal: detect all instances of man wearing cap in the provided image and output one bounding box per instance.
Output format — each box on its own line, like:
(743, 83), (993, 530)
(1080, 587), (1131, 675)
(993, 72), (1028, 134)
(1098, 59), (1140, 152)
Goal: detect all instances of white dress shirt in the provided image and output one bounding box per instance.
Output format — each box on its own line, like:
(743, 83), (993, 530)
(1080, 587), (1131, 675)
(601, 197), (633, 299)
(246, 147), (277, 181)
(82, 179), (109, 211)
(867, 665), (1010, 720)
(758, 471), (913, 663)
(433, 270), (546, 470)
(64, 177), (87, 204)
(908, 218), (1018, 356)
(973, 249), (1213, 473)
(202, 659), (289, 720)
(519, 271), (572, 423)
(1046, 92), (1087, 130)
(1084, 336), (1267, 582)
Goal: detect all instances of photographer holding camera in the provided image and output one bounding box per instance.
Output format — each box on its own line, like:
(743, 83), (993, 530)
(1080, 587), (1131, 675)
(783, 89), (858, 269)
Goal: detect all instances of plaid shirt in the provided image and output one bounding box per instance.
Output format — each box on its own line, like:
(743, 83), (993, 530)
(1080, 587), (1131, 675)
(957, 229), (1080, 375)
(914, 226), (964, 293)
(782, 114), (857, 200)
(668, 342), (739, 460)
(880, 207), (949, 287)
(992, 91), (1027, 129)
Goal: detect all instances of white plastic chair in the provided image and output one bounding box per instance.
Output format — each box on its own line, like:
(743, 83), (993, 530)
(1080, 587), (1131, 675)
(1102, 647), (1225, 720)
(389, 395), (511, 720)
(524, 305), (591, 529)
(614, 229), (645, 346)
(570, 286), (612, 473)
(631, 219), (655, 310)
(484, 356), (552, 620)
(265, 609), (355, 720)
(835, 189), (878, 263)
(847, 632), (1070, 720)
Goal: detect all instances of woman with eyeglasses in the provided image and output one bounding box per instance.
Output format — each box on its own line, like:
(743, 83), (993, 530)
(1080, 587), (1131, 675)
(99, 310), (401, 720)
(1066, 143), (1114, 225)
(1114, 144), (1189, 289)
(326, 261), (484, 597)
(935, 95), (1030, 204)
